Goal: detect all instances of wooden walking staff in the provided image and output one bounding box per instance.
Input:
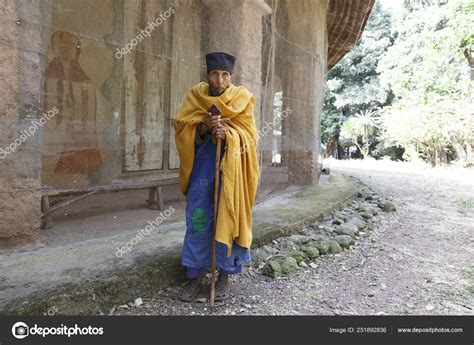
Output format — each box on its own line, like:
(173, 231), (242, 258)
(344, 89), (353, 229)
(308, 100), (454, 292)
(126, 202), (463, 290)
(208, 103), (222, 307)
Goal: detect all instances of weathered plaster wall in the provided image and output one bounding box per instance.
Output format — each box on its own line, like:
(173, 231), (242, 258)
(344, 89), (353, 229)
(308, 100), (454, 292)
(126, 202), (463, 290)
(40, 0), (117, 188)
(0, 0), (201, 247)
(0, 0), (47, 247)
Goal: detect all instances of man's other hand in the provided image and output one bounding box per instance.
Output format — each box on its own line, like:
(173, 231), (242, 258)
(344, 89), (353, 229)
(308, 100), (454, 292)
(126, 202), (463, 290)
(203, 112), (221, 132)
(212, 125), (227, 141)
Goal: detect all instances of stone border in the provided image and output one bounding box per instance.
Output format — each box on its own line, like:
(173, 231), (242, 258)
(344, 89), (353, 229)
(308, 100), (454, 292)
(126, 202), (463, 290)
(255, 176), (397, 278)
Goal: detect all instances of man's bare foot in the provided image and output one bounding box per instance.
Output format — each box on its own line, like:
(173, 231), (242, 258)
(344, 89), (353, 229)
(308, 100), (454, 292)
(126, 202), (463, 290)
(179, 276), (204, 302)
(214, 273), (230, 302)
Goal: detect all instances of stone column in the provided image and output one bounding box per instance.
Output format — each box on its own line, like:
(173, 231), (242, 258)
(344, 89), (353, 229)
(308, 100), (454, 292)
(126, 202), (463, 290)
(0, 0), (48, 247)
(277, 0), (328, 185)
(201, 0), (272, 131)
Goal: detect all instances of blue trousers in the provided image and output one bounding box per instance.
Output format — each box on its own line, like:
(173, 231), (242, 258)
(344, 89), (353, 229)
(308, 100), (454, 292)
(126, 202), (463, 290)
(181, 131), (251, 278)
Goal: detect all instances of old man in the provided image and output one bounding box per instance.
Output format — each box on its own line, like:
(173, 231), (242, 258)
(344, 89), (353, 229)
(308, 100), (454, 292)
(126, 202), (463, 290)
(173, 52), (260, 302)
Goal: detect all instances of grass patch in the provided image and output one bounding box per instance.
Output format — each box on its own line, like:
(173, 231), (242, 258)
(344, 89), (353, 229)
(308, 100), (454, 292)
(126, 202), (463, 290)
(462, 265), (474, 295)
(455, 197), (474, 216)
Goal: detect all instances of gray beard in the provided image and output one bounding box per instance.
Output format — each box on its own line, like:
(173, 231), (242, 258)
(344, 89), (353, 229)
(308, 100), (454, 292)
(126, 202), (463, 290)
(209, 86), (225, 96)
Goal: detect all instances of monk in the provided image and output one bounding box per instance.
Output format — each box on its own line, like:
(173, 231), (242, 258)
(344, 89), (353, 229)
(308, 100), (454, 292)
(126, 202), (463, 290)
(173, 52), (260, 302)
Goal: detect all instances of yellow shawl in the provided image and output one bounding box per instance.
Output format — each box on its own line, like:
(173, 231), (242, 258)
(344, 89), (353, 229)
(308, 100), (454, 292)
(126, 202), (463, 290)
(173, 82), (260, 255)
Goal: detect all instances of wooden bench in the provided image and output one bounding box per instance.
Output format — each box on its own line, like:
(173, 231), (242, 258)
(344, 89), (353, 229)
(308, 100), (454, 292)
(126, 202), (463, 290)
(41, 178), (179, 229)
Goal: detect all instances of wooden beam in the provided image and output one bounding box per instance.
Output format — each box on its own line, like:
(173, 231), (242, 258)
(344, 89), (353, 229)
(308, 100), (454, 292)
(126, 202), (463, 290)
(42, 178), (179, 196)
(41, 190), (98, 217)
(41, 196), (53, 229)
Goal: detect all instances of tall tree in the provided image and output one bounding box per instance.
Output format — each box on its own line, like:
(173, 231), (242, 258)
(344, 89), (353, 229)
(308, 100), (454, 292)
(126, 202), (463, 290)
(378, 0), (473, 166)
(322, 1), (394, 157)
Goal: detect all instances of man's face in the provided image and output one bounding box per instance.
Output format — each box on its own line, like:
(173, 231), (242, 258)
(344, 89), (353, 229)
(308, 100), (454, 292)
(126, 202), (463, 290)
(207, 70), (232, 96)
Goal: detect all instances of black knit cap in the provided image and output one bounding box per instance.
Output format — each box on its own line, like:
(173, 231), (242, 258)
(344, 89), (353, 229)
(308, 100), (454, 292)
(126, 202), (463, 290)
(205, 52), (236, 73)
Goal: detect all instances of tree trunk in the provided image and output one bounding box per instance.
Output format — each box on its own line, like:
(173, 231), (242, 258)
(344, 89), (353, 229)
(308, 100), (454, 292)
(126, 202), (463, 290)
(463, 49), (474, 81)
(452, 138), (467, 164)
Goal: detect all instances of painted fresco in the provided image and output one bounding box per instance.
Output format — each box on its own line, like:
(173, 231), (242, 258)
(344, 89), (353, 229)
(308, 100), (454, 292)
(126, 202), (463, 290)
(43, 31), (102, 175)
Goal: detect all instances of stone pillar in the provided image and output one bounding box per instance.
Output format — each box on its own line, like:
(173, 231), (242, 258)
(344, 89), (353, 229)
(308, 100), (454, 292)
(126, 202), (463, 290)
(277, 0), (328, 185)
(0, 1), (48, 247)
(201, 0), (272, 131)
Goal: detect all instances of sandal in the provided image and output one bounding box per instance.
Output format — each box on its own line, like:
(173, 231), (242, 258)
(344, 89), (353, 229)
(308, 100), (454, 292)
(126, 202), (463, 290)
(214, 277), (230, 302)
(179, 278), (203, 302)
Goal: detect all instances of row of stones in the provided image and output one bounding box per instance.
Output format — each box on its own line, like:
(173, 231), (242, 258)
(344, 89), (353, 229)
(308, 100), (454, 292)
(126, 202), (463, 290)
(253, 182), (397, 278)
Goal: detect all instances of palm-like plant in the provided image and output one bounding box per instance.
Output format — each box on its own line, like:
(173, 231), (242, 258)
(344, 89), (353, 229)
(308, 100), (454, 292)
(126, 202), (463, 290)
(340, 109), (379, 158)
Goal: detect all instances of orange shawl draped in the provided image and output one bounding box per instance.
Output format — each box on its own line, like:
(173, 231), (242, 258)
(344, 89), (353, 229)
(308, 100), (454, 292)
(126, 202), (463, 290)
(173, 82), (260, 255)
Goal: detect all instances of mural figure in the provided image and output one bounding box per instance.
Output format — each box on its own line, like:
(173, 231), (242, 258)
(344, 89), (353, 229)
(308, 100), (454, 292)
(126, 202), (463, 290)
(44, 31), (102, 174)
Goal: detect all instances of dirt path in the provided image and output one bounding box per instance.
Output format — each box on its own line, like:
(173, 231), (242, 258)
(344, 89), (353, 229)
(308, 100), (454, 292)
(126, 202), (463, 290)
(117, 160), (474, 315)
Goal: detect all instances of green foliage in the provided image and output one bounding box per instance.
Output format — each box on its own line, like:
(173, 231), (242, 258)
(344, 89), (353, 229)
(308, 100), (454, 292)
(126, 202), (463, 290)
(322, 0), (473, 166)
(340, 110), (379, 157)
(378, 0), (474, 166)
(322, 1), (394, 148)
